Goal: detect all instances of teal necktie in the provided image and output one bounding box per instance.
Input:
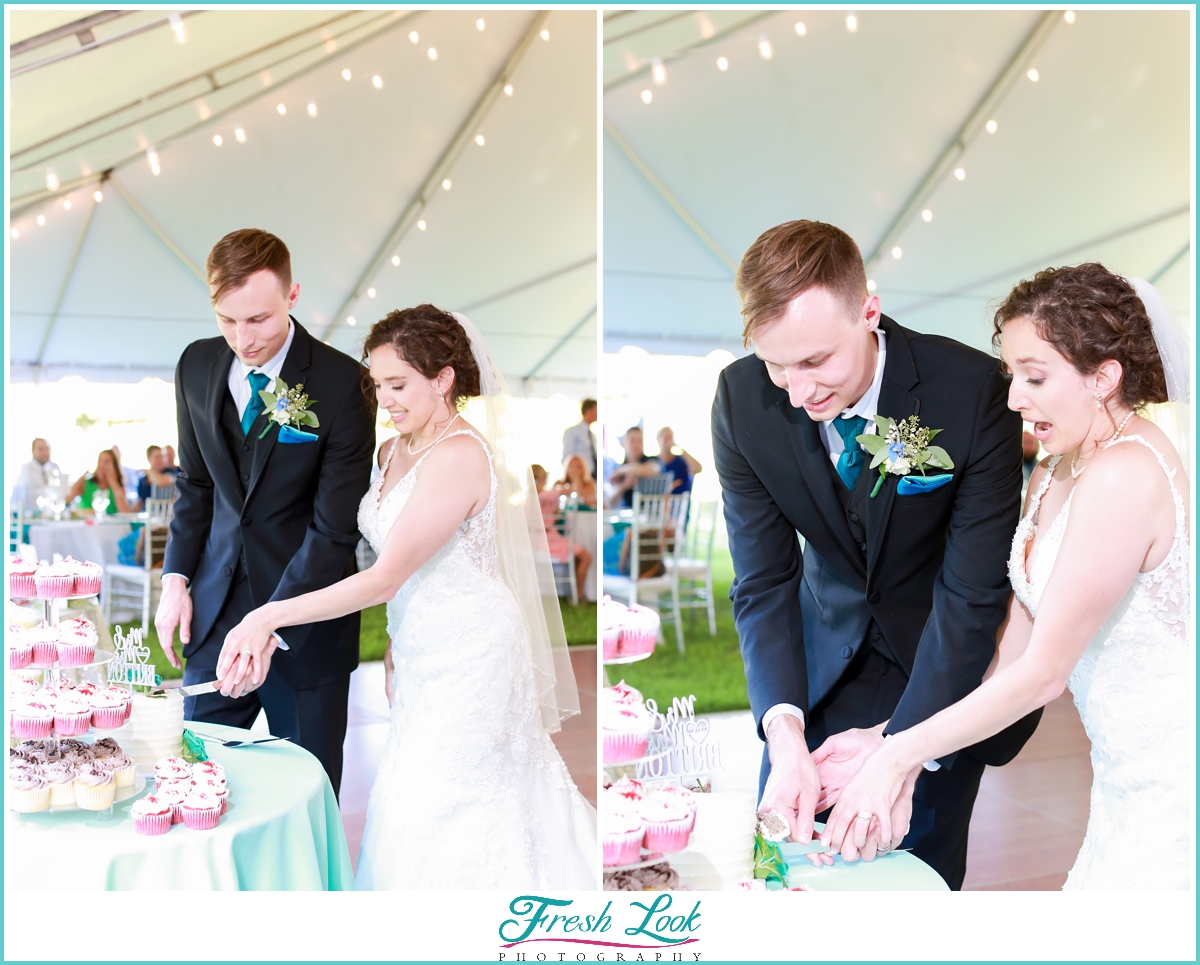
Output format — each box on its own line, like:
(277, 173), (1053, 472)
(242, 371), (272, 436)
(833, 415), (868, 490)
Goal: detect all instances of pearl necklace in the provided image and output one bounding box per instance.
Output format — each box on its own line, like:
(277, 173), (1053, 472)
(1069, 410), (1135, 479)
(407, 412), (458, 456)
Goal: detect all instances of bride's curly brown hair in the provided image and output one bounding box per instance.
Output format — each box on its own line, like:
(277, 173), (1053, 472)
(992, 263), (1168, 410)
(362, 305), (481, 408)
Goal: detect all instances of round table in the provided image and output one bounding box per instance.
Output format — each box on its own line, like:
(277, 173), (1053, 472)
(6, 723), (354, 890)
(27, 517), (136, 567)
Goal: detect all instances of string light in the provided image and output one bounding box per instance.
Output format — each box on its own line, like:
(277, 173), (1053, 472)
(148, 148), (161, 175)
(277, 103), (287, 115)
(641, 89), (652, 104)
(63, 199), (72, 210)
(409, 31), (419, 43)
(475, 134), (485, 146)
(373, 75), (383, 89)
(235, 127), (246, 143)
(11, 228), (19, 238)
(795, 22), (807, 36)
(716, 56), (728, 71)
(342, 68), (351, 81)
(476, 18), (485, 30)
(1027, 68), (1039, 82)
(45, 169), (58, 191)
(367, 288), (376, 298)
(921, 209), (933, 222)
(417, 219), (427, 231)
(985, 119), (998, 134)
(212, 134), (223, 146)
(954, 167), (966, 181)
(307, 102), (318, 117)
(866, 279), (876, 292)
(503, 83), (514, 96)
(169, 12), (187, 44)
(442, 179), (452, 191)
(428, 48), (437, 60)
(1064, 10), (1075, 23)
(652, 57), (667, 85)
(846, 14), (858, 32)
(540, 29), (550, 41)
(758, 36), (773, 59)
(37, 215), (45, 226)
(391, 255), (401, 267)
(347, 316), (356, 327)
(891, 246), (902, 260)
(94, 190), (104, 202)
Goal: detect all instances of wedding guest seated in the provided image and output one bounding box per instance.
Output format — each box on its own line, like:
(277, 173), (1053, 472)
(554, 455), (598, 508)
(10, 438), (61, 514)
(607, 427), (660, 508)
(109, 445), (139, 498)
(163, 445), (179, 472)
(532, 464), (592, 603)
(655, 426), (702, 496)
(137, 445), (181, 504)
(68, 449), (131, 514)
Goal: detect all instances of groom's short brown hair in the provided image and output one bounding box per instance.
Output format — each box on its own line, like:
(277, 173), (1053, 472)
(206, 228), (292, 304)
(735, 220), (869, 347)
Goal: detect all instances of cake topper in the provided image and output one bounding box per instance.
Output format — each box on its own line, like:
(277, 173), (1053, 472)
(107, 626), (161, 689)
(638, 694), (724, 780)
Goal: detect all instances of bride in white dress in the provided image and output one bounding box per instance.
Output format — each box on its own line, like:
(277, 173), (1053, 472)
(819, 265), (1191, 889)
(222, 305), (596, 889)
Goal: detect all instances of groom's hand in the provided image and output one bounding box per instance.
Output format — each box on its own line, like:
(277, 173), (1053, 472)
(761, 714), (822, 846)
(154, 575), (191, 670)
(812, 722), (888, 812)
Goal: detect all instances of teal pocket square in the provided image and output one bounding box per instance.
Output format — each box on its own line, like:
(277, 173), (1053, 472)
(278, 425), (319, 444)
(897, 473), (952, 495)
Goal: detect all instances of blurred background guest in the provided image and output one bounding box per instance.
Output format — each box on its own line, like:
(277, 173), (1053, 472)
(562, 398), (598, 478)
(555, 454), (598, 508)
(10, 438), (61, 514)
(655, 426), (702, 496)
(108, 444), (139, 498)
(607, 426), (659, 508)
(163, 445), (179, 473)
(1021, 430), (1041, 485)
(67, 449), (131, 514)
(532, 464), (592, 604)
(137, 444), (180, 505)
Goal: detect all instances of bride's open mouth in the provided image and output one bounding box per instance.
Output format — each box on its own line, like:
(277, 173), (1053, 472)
(1032, 420), (1053, 441)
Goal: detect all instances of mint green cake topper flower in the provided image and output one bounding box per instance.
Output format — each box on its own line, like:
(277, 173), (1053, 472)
(857, 414), (954, 498)
(257, 378), (319, 440)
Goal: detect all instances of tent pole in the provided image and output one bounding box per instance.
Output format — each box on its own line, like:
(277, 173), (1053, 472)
(108, 175), (207, 285)
(523, 305), (596, 382)
(319, 11), (551, 341)
(35, 191), (99, 365)
(604, 117), (736, 273)
(1149, 242), (1190, 284)
(458, 255), (596, 314)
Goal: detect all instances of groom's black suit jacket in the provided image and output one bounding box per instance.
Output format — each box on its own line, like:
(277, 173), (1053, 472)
(163, 320), (376, 689)
(713, 314), (1040, 769)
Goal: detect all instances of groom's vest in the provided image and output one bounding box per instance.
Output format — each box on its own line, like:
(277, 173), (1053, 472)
(217, 390), (261, 571)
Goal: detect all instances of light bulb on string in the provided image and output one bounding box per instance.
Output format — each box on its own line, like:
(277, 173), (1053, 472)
(277, 103), (287, 115)
(63, 200), (72, 210)
(716, 56), (728, 71)
(651, 57), (666, 85)
(475, 134), (485, 146)
(409, 31), (419, 43)
(94, 190), (104, 203)
(540, 29), (549, 41)
(10, 228), (18, 239)
(442, 179), (452, 191)
(235, 127), (246, 143)
(846, 15), (858, 32)
(504, 84), (514, 96)
(347, 317), (356, 327)
(1064, 10), (1075, 23)
(372, 75), (383, 89)
(758, 36), (773, 59)
(1027, 68), (1039, 82)
(427, 48), (437, 61)
(417, 220), (427, 231)
(921, 209), (933, 223)
(212, 134), (223, 147)
(391, 255), (401, 267)
(866, 280), (876, 292)
(148, 148), (160, 175)
(985, 119), (997, 134)
(307, 103), (318, 117)
(641, 89), (652, 104)
(954, 167), (966, 181)
(795, 22), (806, 36)
(367, 288), (376, 299)
(891, 247), (902, 260)
(37, 215), (45, 226)
(45, 168), (58, 191)
(476, 19), (485, 31)
(342, 68), (351, 81)
(169, 13), (186, 44)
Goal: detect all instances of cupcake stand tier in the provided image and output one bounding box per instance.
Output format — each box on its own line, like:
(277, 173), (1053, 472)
(602, 750), (689, 872)
(602, 651), (653, 667)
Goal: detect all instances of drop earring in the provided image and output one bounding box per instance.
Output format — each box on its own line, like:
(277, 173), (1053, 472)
(1095, 392), (1103, 409)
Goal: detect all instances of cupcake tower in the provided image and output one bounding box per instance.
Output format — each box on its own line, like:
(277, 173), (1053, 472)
(601, 595), (661, 663)
(8, 672), (133, 740)
(602, 775), (698, 867)
(8, 736), (140, 813)
(9, 556), (102, 602)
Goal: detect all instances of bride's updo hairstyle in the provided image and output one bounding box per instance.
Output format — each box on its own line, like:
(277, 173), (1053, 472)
(992, 263), (1168, 410)
(362, 304), (481, 408)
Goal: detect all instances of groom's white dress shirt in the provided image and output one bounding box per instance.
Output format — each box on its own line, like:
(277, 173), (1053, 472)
(163, 321), (296, 651)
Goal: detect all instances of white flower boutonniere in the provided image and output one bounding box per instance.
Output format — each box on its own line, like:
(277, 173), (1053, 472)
(856, 414), (953, 498)
(257, 378), (319, 440)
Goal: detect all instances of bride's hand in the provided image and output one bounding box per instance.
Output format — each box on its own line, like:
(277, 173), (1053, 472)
(218, 610), (277, 697)
(383, 645), (395, 707)
(821, 742), (915, 862)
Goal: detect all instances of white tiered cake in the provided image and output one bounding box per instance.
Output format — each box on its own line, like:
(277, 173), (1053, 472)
(122, 691), (185, 773)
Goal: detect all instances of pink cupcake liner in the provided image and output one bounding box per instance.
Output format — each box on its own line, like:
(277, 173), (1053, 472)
(56, 642), (96, 668)
(91, 707), (126, 730)
(602, 627), (621, 660)
(603, 830), (645, 867)
(54, 712), (92, 737)
(73, 575), (102, 596)
(31, 641), (59, 666)
(12, 715), (53, 739)
(134, 812), (172, 836)
(9, 646), (33, 670)
(603, 733), (649, 764)
(643, 821), (691, 853)
(619, 627), (658, 656)
(9, 573), (37, 598)
(33, 575), (74, 598)
(182, 806), (220, 830)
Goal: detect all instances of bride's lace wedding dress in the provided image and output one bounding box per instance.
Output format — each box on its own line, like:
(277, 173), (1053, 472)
(1009, 436), (1191, 890)
(354, 428), (596, 890)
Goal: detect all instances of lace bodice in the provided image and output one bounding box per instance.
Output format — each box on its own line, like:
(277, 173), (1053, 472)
(1007, 435), (1191, 890)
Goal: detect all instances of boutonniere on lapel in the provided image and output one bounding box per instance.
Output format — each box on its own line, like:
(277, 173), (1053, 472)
(257, 378), (319, 440)
(856, 415), (953, 498)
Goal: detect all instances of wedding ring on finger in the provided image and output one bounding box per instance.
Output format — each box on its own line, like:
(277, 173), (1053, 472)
(856, 812), (874, 822)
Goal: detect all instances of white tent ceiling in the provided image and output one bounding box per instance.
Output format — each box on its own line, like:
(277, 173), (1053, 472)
(603, 9), (1191, 357)
(9, 9), (597, 395)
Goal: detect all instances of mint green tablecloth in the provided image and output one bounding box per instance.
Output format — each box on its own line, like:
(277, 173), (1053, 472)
(776, 833), (949, 891)
(6, 723), (354, 891)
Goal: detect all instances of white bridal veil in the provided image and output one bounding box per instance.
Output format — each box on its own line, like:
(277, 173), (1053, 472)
(1129, 277), (1192, 470)
(450, 312), (581, 734)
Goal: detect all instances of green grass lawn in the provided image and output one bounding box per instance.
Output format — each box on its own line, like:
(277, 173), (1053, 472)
(609, 551), (752, 715)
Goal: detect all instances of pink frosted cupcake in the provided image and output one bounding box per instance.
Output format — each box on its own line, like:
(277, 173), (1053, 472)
(13, 699), (54, 739)
(99, 686), (133, 722)
(75, 681), (98, 699)
(68, 559), (102, 597)
(155, 762), (191, 787)
(155, 784), (187, 824)
(618, 604), (660, 657)
(639, 796), (693, 852)
(606, 680), (644, 707)
(131, 795), (173, 835)
(603, 807), (646, 867)
(602, 704), (654, 764)
(181, 789), (221, 830)
(192, 760), (226, 781)
(53, 695), (92, 737)
(74, 762), (116, 810)
(649, 785), (697, 830)
(8, 629), (33, 669)
(607, 776), (645, 804)
(8, 559), (39, 598)
(193, 776), (229, 815)
(33, 561), (75, 598)
(57, 636), (96, 668)
(26, 624), (60, 666)
(600, 597), (627, 660)
(89, 692), (126, 730)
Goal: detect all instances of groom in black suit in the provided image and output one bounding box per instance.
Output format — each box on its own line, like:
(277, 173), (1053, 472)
(712, 221), (1041, 889)
(156, 229), (375, 796)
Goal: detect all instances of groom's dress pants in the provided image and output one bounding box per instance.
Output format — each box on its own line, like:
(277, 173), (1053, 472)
(760, 646), (986, 891)
(182, 567), (351, 797)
